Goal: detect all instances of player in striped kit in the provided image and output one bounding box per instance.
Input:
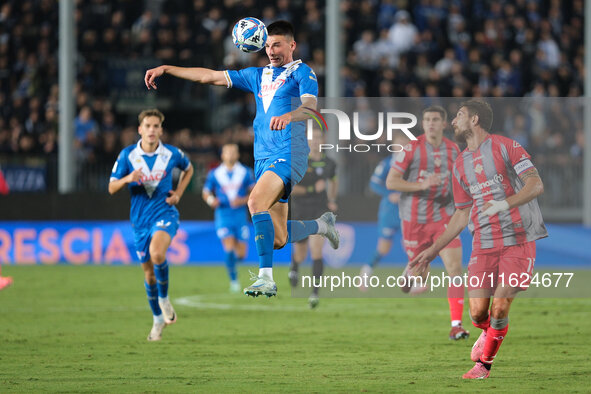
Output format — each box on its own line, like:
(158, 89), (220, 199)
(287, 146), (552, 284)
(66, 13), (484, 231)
(387, 106), (468, 340)
(412, 100), (547, 379)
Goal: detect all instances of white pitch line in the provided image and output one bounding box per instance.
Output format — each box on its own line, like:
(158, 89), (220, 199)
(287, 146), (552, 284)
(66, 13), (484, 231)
(175, 294), (308, 312)
(174, 294), (452, 316)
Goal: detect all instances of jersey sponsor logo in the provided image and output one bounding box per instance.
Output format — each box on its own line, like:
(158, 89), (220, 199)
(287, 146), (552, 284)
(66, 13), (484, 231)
(128, 143), (173, 198)
(419, 169), (450, 180)
(513, 140), (521, 148)
(259, 78), (286, 97)
(140, 170), (166, 183)
(469, 174), (504, 195)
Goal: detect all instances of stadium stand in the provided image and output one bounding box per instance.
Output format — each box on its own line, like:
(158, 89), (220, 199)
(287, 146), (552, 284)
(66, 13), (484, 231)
(0, 0), (584, 208)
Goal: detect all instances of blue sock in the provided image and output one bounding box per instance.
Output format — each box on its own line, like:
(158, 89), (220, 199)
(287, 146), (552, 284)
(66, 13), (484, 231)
(144, 281), (162, 316)
(370, 250), (384, 268)
(154, 260), (169, 298)
(252, 211), (274, 268)
(225, 250), (237, 281)
(287, 220), (319, 243)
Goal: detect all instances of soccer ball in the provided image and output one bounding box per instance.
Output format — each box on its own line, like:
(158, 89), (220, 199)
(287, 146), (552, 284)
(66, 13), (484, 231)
(232, 17), (267, 53)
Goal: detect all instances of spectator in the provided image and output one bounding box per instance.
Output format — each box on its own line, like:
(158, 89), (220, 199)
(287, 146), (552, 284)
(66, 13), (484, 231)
(388, 10), (418, 55)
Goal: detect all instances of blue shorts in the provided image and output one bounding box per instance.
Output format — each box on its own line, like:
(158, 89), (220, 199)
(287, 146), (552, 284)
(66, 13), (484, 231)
(254, 154), (307, 203)
(377, 201), (400, 240)
(216, 224), (250, 241)
(133, 213), (179, 263)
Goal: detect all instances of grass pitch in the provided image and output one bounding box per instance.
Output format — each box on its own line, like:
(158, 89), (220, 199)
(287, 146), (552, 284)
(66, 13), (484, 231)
(1, 265), (590, 392)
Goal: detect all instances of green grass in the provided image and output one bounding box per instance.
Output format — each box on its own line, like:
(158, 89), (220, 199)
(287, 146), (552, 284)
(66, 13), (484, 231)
(1, 265), (590, 392)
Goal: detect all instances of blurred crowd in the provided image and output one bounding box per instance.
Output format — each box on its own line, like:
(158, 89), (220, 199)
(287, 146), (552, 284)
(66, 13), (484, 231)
(0, 0), (585, 192)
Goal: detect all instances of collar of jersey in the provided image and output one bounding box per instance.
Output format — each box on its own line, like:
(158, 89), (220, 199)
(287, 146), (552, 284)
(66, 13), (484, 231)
(266, 59), (302, 70)
(136, 139), (163, 157)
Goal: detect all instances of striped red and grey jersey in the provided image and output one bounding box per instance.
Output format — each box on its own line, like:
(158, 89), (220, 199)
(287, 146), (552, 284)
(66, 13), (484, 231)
(452, 134), (548, 252)
(392, 134), (459, 224)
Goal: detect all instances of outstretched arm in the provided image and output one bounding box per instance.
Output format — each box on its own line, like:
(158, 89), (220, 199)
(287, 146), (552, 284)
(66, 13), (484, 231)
(145, 66), (228, 90)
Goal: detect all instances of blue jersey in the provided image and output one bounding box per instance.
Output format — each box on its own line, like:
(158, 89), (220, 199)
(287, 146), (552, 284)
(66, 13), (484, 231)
(203, 162), (255, 227)
(110, 140), (191, 230)
(224, 59), (318, 161)
(370, 156), (401, 228)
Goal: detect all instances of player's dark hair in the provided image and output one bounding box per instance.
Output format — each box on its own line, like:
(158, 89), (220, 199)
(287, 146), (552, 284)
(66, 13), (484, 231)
(267, 20), (294, 39)
(422, 105), (447, 122)
(459, 99), (493, 131)
(138, 109), (165, 125)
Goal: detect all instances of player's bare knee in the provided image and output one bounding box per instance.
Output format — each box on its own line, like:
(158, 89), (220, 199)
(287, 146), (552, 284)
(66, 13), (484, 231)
(150, 252), (167, 265)
(490, 302), (510, 319)
(248, 195), (267, 214)
(247, 196), (257, 214)
(469, 308), (489, 323)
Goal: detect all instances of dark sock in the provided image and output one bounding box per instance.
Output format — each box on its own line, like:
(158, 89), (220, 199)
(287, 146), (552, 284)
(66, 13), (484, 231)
(369, 250), (384, 269)
(478, 360), (492, 370)
(312, 258), (323, 295)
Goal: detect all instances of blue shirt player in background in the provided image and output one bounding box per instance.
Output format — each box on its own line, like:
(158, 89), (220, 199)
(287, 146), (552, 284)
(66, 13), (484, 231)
(144, 20), (339, 298)
(109, 109), (193, 341)
(203, 143), (255, 293)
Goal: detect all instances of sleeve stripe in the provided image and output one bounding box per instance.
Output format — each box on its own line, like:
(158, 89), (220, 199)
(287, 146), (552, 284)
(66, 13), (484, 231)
(455, 201), (472, 208)
(300, 93), (317, 98)
(224, 70), (232, 88)
(391, 164), (405, 173)
(109, 177), (119, 182)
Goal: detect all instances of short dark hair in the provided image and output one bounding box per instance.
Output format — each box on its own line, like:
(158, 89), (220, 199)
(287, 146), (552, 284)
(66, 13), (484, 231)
(459, 99), (493, 131)
(422, 105), (447, 122)
(267, 20), (294, 38)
